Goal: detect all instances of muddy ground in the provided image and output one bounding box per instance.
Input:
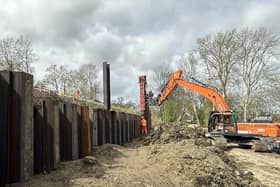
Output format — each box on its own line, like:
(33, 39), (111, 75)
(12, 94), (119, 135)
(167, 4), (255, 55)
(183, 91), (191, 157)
(18, 124), (279, 187)
(228, 148), (280, 187)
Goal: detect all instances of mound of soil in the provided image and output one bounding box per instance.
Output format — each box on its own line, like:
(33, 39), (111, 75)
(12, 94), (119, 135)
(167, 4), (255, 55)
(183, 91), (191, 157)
(143, 123), (206, 145)
(143, 123), (263, 186)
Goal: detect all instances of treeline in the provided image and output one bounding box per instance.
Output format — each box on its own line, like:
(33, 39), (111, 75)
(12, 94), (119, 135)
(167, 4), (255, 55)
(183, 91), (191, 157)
(155, 28), (280, 125)
(0, 35), (37, 73)
(37, 64), (100, 100)
(0, 35), (132, 105)
(0, 36), (101, 100)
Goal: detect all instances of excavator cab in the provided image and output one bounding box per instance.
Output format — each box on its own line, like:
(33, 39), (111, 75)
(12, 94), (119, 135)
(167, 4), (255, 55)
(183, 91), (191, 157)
(208, 112), (237, 135)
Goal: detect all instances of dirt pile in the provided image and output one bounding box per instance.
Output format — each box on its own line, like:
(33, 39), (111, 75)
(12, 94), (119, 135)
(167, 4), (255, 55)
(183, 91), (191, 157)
(143, 123), (208, 145)
(143, 123), (262, 187)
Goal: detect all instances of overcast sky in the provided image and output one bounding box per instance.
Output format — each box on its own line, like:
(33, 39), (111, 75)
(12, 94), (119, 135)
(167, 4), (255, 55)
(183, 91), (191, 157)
(1, 0), (280, 103)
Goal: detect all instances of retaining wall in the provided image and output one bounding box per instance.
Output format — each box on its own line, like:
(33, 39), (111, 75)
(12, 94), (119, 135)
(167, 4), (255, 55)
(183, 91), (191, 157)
(0, 71), (142, 186)
(0, 71), (33, 185)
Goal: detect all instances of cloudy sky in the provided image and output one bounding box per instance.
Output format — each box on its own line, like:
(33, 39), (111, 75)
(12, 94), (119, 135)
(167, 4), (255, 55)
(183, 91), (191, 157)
(1, 0), (280, 103)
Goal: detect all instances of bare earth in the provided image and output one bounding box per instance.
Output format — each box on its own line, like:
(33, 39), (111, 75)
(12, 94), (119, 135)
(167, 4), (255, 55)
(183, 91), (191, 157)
(228, 148), (280, 187)
(16, 124), (279, 187)
(18, 142), (263, 187)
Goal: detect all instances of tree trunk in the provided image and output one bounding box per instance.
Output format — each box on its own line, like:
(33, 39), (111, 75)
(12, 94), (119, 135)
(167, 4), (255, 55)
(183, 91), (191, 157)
(89, 82), (93, 99)
(160, 105), (165, 123)
(243, 104), (247, 122)
(55, 81), (59, 93)
(243, 89), (250, 122)
(222, 83), (227, 102)
(243, 98), (249, 122)
(192, 101), (200, 126)
(177, 110), (185, 122)
(63, 82), (66, 96)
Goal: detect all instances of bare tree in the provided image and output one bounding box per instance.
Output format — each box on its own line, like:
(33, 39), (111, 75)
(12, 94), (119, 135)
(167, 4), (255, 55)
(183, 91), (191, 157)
(43, 65), (70, 94)
(17, 36), (38, 73)
(67, 64), (100, 100)
(152, 63), (172, 122)
(78, 63), (99, 99)
(67, 69), (87, 96)
(0, 37), (21, 71)
(152, 63), (171, 93)
(59, 65), (70, 94)
(236, 28), (279, 121)
(197, 30), (239, 100)
(178, 53), (201, 124)
(0, 35), (37, 72)
(43, 65), (60, 92)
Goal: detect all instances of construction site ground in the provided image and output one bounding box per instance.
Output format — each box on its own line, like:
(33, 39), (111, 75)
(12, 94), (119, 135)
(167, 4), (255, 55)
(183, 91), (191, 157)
(228, 148), (280, 187)
(18, 124), (279, 187)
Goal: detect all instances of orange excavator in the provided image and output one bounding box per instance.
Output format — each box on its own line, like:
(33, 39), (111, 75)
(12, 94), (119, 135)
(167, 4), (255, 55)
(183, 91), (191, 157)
(157, 70), (280, 150)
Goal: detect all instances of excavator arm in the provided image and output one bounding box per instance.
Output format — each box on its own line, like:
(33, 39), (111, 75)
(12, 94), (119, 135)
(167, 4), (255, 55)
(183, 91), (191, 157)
(157, 70), (230, 112)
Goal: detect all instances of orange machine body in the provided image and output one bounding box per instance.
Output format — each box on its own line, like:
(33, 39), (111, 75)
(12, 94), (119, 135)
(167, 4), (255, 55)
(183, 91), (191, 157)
(237, 122), (280, 137)
(157, 70), (280, 138)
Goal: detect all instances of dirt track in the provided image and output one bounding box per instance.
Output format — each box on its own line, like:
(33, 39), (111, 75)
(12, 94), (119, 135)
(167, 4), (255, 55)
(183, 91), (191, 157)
(228, 148), (280, 187)
(19, 142), (261, 187)
(18, 124), (278, 187)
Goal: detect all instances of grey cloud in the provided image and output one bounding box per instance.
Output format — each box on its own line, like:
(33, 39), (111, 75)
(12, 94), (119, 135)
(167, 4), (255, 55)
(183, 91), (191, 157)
(1, 0), (280, 102)
(82, 29), (125, 63)
(241, 1), (280, 34)
(95, 0), (176, 35)
(0, 0), (101, 46)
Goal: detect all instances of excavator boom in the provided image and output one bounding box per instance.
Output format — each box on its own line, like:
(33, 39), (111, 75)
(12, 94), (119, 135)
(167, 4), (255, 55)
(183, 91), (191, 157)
(157, 70), (229, 112)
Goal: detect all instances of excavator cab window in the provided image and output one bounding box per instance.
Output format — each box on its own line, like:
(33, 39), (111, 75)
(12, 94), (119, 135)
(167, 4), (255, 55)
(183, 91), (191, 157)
(223, 115), (234, 124)
(208, 112), (223, 132)
(208, 112), (237, 134)
(222, 114), (237, 134)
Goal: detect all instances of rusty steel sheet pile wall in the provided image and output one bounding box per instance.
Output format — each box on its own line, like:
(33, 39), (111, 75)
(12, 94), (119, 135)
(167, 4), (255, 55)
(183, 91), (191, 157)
(105, 111), (112, 144)
(77, 105), (82, 159)
(58, 102), (65, 161)
(0, 71), (141, 186)
(111, 111), (118, 144)
(71, 104), (79, 160)
(33, 100), (60, 174)
(12, 72), (33, 183)
(90, 109), (141, 147)
(33, 105), (44, 174)
(59, 103), (67, 161)
(80, 106), (91, 157)
(0, 72), (10, 186)
(89, 108), (97, 146)
(0, 71), (33, 185)
(96, 109), (106, 145)
(58, 103), (79, 161)
(118, 112), (124, 144)
(44, 100), (58, 172)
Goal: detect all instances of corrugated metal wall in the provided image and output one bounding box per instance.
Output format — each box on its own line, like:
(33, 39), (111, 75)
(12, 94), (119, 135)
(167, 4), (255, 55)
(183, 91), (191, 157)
(0, 71), (10, 186)
(0, 71), (33, 184)
(0, 71), (142, 186)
